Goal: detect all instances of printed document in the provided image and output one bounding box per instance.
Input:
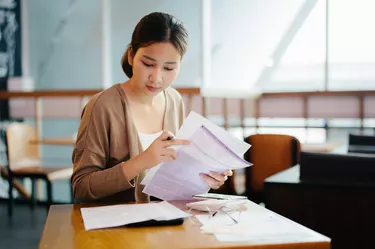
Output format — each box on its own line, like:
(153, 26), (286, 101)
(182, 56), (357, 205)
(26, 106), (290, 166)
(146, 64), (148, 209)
(141, 111), (252, 200)
(80, 201), (190, 230)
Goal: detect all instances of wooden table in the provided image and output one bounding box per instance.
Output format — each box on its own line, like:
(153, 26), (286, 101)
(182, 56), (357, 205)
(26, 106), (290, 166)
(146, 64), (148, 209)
(30, 137), (76, 146)
(38, 200), (330, 249)
(301, 142), (341, 153)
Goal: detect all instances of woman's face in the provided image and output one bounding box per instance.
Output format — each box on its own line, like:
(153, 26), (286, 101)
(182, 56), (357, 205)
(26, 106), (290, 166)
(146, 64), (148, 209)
(128, 42), (181, 96)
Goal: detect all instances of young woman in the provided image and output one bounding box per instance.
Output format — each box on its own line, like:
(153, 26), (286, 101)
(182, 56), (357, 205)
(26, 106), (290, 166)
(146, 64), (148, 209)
(71, 12), (232, 203)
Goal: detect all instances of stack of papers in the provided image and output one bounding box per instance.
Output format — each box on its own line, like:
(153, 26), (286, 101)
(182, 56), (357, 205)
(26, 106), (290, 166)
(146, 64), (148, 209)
(142, 111), (252, 201)
(80, 201), (190, 230)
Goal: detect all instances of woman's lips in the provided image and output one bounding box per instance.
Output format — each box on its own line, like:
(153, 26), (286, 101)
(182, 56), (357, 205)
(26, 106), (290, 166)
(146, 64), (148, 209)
(146, 85), (161, 92)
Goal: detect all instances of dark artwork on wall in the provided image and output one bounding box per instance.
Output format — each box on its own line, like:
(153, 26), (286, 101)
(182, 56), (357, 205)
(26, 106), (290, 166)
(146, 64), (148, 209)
(0, 77), (9, 120)
(0, 0), (21, 121)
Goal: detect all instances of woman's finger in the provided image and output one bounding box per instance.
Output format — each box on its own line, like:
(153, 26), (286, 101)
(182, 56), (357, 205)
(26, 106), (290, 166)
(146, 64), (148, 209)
(158, 131), (174, 141)
(160, 155), (175, 162)
(223, 170), (233, 177)
(208, 171), (228, 182)
(162, 148), (177, 160)
(164, 139), (189, 147)
(200, 173), (222, 189)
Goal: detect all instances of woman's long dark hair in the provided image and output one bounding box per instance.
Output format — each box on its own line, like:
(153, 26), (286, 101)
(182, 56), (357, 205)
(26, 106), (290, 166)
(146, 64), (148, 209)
(121, 12), (189, 78)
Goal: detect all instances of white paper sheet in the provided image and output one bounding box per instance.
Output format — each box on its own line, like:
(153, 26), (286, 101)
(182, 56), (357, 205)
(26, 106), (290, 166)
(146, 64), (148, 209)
(175, 111), (250, 156)
(80, 201), (190, 230)
(142, 112), (252, 200)
(141, 164), (160, 186)
(143, 149), (212, 200)
(195, 201), (331, 243)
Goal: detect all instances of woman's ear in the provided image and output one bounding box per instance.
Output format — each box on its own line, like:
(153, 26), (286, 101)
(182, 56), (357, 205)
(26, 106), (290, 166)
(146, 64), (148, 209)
(128, 46), (134, 66)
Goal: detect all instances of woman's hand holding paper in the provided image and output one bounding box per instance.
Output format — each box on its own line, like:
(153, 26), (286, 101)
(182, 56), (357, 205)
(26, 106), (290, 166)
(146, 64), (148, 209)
(142, 131), (189, 168)
(200, 170), (233, 190)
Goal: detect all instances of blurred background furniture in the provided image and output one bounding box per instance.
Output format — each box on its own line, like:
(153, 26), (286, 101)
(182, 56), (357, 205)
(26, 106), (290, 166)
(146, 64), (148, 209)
(264, 152), (375, 249)
(0, 122), (73, 216)
(348, 134), (375, 154)
(0, 165), (31, 199)
(243, 134), (301, 203)
(299, 151), (375, 182)
(301, 142), (341, 153)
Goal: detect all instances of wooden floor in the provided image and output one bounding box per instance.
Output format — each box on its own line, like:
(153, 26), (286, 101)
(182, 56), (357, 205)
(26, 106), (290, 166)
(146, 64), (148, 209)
(0, 203), (47, 249)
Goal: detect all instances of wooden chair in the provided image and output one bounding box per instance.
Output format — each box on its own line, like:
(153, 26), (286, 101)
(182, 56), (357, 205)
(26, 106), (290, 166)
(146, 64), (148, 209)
(0, 122), (73, 217)
(0, 165), (31, 199)
(244, 134), (301, 204)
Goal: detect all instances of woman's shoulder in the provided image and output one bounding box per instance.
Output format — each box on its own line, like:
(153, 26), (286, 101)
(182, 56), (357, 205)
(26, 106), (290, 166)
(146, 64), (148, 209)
(164, 87), (183, 102)
(85, 84), (124, 112)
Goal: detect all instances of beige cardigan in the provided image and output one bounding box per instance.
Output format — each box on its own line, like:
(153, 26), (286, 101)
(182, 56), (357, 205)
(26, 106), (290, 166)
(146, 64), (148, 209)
(71, 83), (185, 203)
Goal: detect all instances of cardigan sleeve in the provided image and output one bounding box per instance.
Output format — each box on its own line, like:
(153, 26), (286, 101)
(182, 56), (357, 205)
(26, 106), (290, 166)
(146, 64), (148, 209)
(71, 95), (135, 202)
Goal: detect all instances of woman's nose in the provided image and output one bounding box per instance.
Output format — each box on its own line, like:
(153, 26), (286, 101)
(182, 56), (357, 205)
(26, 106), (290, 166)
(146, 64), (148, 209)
(149, 68), (162, 83)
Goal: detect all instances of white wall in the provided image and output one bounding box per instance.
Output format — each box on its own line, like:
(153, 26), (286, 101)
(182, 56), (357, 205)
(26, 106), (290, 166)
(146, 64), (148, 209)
(110, 0), (202, 87)
(20, 0), (375, 93)
(28, 0), (101, 89)
(210, 0), (305, 94)
(25, 0), (201, 91)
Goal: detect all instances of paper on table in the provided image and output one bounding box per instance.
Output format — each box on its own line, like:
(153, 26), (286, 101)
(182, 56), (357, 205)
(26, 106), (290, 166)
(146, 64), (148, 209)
(142, 124), (252, 200)
(80, 201), (190, 231)
(196, 201), (331, 243)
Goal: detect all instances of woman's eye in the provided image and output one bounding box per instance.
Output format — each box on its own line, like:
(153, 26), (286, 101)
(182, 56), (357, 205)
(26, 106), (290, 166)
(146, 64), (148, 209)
(164, 68), (174, 71)
(142, 61), (153, 67)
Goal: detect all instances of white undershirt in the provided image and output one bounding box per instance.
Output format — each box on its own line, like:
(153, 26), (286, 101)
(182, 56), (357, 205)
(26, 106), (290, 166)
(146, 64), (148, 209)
(138, 131), (163, 150)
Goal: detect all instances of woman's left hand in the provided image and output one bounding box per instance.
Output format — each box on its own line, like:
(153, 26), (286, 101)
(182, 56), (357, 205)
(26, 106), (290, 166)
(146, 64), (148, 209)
(200, 170), (233, 190)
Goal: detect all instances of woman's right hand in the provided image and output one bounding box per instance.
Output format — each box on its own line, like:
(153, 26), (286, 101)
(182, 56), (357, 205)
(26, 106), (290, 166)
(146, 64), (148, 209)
(141, 131), (189, 169)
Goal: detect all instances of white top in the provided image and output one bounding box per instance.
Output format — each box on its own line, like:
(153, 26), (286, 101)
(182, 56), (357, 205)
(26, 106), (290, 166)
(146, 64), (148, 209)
(138, 131), (163, 150)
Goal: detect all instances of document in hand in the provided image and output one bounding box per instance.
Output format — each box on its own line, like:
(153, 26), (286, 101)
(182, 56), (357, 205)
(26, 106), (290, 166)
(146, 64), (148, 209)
(80, 201), (190, 230)
(141, 111), (252, 201)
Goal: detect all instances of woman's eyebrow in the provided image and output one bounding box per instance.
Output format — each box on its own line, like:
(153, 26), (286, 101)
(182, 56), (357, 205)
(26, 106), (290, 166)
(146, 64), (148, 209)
(142, 55), (177, 65)
(142, 55), (156, 61)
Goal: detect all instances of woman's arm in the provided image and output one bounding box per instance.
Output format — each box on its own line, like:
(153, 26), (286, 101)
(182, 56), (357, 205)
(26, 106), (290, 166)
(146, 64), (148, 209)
(71, 94), (141, 202)
(71, 148), (147, 202)
(71, 96), (188, 202)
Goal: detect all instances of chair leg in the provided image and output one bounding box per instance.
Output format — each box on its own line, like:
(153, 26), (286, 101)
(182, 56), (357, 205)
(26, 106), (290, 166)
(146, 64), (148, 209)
(30, 179), (36, 210)
(70, 184), (74, 204)
(7, 174), (14, 217)
(46, 181), (53, 211)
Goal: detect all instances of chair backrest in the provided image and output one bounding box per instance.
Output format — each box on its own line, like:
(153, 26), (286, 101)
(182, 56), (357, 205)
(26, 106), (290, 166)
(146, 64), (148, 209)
(5, 122), (40, 171)
(348, 134), (375, 146)
(244, 134), (301, 193)
(300, 151), (375, 183)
